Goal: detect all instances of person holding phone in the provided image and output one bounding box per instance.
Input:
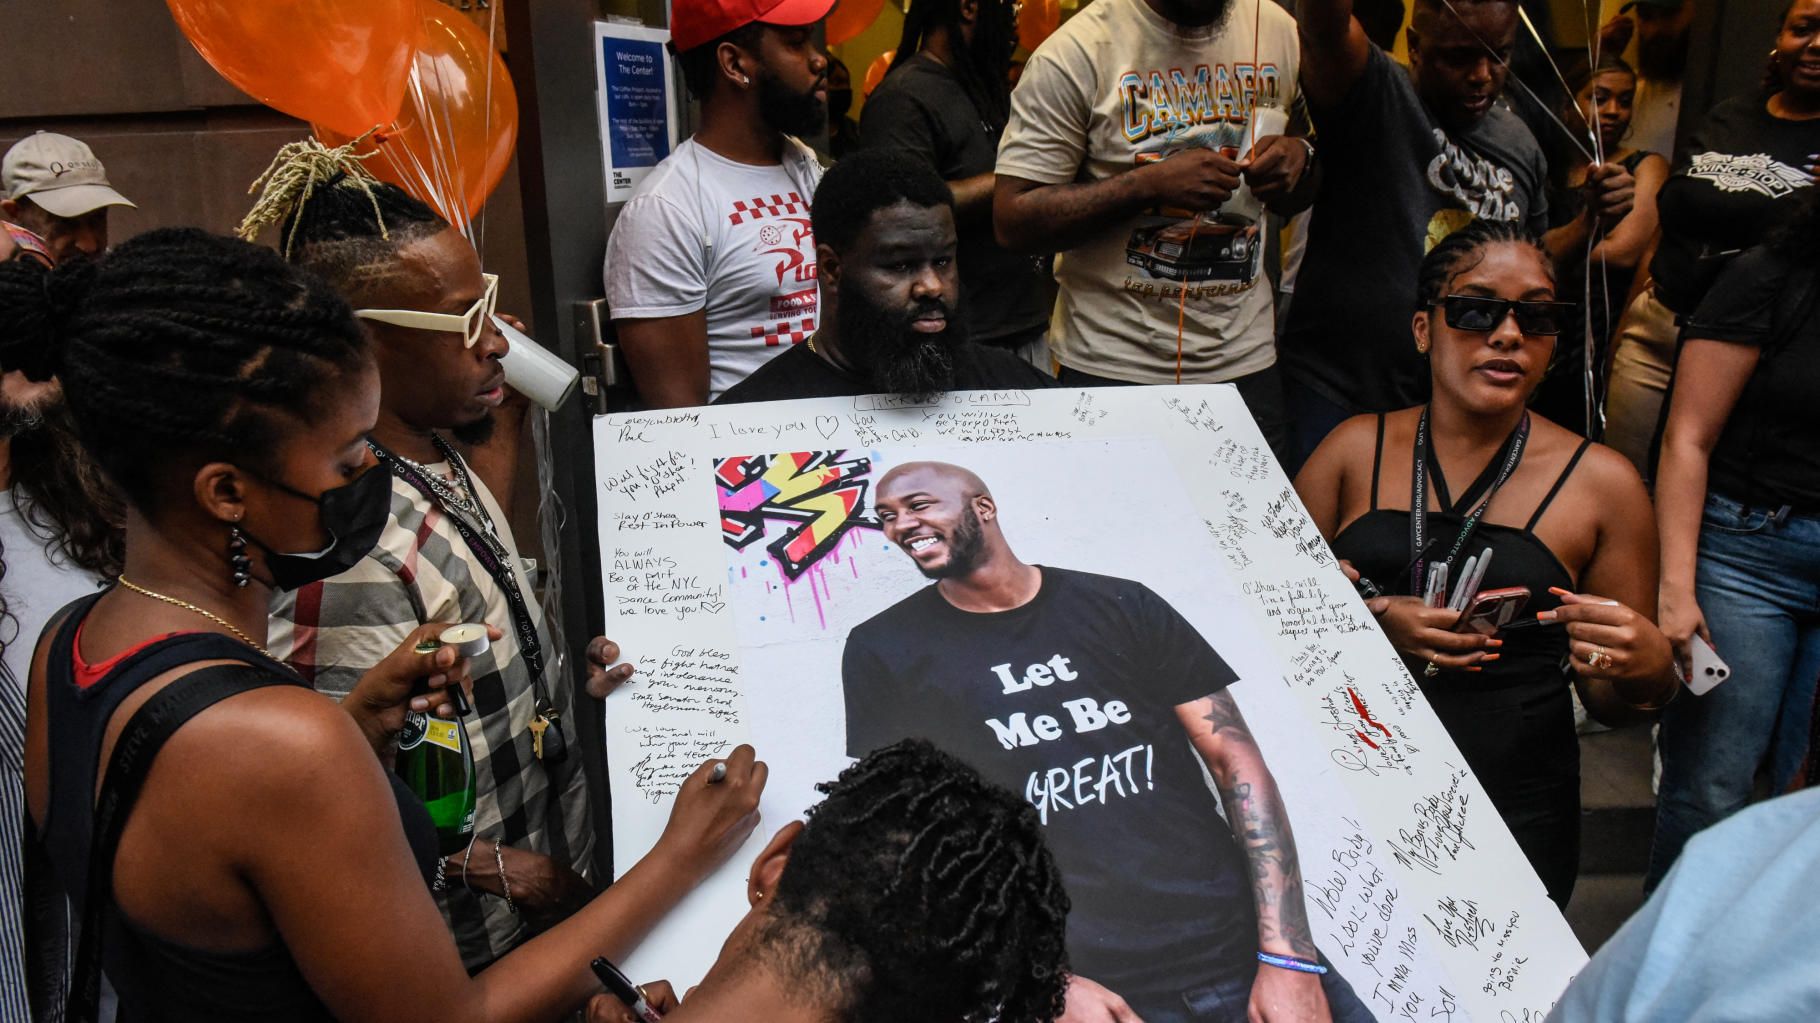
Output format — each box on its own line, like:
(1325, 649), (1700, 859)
(1296, 219), (1676, 906)
(1651, 188), (1820, 891)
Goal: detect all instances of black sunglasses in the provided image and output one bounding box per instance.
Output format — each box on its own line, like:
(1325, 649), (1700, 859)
(1435, 295), (1577, 336)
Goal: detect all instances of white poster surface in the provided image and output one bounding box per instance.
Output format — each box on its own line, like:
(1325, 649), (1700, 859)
(593, 21), (680, 205)
(593, 386), (1586, 1020)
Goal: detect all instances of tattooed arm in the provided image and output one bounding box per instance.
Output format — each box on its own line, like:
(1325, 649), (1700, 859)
(1177, 692), (1332, 1023)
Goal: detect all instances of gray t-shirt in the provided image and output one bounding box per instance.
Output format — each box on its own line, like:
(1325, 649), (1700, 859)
(1281, 45), (1549, 414)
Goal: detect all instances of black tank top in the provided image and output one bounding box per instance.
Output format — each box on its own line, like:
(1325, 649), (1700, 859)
(37, 591), (438, 1021)
(1331, 415), (1592, 692)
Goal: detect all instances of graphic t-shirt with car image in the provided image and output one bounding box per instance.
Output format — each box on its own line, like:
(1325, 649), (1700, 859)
(996, 0), (1299, 384)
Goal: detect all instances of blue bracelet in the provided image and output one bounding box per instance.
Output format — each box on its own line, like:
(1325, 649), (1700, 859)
(1257, 952), (1329, 975)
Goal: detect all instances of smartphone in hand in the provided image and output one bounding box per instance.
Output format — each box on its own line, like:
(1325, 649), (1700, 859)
(1685, 634), (1732, 695)
(1452, 587), (1531, 636)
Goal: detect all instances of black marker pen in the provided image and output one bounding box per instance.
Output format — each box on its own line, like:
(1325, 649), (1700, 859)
(591, 956), (663, 1022)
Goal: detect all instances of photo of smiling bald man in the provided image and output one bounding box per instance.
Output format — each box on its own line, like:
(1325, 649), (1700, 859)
(839, 460), (1376, 1023)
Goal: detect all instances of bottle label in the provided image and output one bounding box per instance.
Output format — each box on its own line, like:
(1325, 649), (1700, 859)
(399, 711), (429, 751)
(422, 719), (463, 754)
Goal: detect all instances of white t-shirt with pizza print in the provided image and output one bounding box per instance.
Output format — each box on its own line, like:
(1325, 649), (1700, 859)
(605, 136), (825, 401)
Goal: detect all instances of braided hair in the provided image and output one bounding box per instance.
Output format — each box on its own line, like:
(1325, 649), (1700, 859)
(240, 137), (450, 306)
(761, 739), (1071, 1023)
(1415, 218), (1554, 310)
(888, 0), (1015, 133)
(0, 228), (368, 511)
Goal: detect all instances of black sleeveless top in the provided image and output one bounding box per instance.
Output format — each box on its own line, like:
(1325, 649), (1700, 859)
(36, 591), (438, 1021)
(1331, 415), (1592, 692)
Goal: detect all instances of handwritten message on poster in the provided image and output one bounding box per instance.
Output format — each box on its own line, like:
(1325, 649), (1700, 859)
(594, 388), (1586, 1018)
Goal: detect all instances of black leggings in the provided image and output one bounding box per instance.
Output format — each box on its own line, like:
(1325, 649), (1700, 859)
(1421, 679), (1581, 907)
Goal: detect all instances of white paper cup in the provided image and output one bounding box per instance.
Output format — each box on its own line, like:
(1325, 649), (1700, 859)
(492, 315), (581, 411)
(1243, 106), (1291, 161)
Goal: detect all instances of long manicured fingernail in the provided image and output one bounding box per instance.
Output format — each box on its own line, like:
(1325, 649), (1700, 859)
(1481, 653), (1502, 662)
(1537, 610), (1558, 621)
(1487, 639), (1504, 648)
(1548, 586), (1573, 598)
(1465, 667), (1483, 673)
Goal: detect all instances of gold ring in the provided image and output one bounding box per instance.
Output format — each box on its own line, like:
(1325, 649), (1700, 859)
(636, 984), (652, 1004)
(1587, 647), (1613, 671)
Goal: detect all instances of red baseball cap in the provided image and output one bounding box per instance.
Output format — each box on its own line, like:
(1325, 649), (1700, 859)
(671, 0), (836, 54)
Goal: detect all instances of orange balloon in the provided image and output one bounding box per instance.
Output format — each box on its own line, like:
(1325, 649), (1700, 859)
(167, 0), (417, 138)
(317, 2), (517, 224)
(864, 50), (896, 97)
(1017, 0), (1061, 51)
(826, 0), (885, 46)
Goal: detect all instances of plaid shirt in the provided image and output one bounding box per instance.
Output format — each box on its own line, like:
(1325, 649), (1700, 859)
(269, 456), (594, 970)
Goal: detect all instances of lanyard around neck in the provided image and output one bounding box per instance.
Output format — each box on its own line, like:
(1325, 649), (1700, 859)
(1409, 406), (1529, 597)
(368, 436), (553, 705)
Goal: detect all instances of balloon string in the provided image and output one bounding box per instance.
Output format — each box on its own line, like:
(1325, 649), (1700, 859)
(478, 1), (500, 265)
(1438, 0), (1594, 162)
(1586, 0), (1610, 436)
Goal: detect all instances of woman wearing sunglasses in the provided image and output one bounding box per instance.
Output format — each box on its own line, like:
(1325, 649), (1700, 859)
(1295, 219), (1677, 907)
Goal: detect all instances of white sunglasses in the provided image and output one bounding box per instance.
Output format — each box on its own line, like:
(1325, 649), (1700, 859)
(354, 273), (499, 348)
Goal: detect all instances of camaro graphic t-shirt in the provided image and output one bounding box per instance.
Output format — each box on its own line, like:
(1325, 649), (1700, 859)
(605, 137), (825, 401)
(995, 0), (1299, 384)
(841, 567), (1253, 991)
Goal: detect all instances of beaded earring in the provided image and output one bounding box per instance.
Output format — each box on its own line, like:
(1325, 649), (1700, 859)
(229, 525), (252, 588)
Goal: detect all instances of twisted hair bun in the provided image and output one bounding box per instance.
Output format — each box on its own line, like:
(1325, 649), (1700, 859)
(767, 739), (1072, 1022)
(3, 228), (369, 511)
(0, 256), (99, 383)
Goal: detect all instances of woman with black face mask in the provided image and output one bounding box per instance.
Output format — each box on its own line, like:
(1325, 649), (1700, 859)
(3, 230), (765, 1022)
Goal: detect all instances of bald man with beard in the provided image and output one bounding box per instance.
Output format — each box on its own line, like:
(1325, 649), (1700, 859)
(838, 461), (1372, 1023)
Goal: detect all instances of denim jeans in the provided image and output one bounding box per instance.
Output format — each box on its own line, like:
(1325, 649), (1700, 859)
(1648, 492), (1820, 889)
(1120, 952), (1376, 1023)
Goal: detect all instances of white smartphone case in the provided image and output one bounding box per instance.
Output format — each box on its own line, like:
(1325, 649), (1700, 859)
(1685, 634), (1732, 696)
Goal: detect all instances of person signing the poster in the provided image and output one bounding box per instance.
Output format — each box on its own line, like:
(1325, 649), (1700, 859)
(840, 461), (1371, 1023)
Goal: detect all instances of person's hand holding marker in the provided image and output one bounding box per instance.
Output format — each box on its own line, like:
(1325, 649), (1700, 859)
(655, 745), (768, 885)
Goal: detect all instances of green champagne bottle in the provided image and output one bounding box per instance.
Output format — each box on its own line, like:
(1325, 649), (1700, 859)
(397, 706), (477, 854)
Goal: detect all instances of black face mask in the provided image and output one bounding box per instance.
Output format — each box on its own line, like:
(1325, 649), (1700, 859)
(242, 464), (393, 591)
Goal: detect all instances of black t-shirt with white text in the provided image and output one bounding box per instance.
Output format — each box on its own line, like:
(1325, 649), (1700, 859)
(841, 567), (1252, 991)
(1283, 44), (1549, 414)
(1651, 97), (1820, 316)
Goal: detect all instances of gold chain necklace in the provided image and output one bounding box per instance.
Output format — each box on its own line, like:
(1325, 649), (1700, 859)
(116, 576), (268, 655)
(805, 332), (822, 356)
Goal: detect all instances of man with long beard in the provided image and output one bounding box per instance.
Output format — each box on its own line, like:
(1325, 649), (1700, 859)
(606, 0), (837, 406)
(862, 0), (1056, 364)
(715, 150), (1055, 404)
(839, 461), (1372, 1023)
